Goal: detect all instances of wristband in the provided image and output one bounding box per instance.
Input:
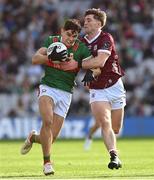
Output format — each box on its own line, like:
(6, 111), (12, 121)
(78, 61), (82, 68)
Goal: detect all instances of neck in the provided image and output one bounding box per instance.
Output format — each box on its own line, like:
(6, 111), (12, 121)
(86, 29), (101, 40)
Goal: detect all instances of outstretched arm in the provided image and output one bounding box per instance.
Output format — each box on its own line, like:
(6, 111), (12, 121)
(60, 51), (110, 70)
(32, 47), (48, 65)
(81, 52), (109, 69)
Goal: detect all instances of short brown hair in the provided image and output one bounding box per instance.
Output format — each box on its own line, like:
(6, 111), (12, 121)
(85, 8), (107, 27)
(63, 19), (81, 33)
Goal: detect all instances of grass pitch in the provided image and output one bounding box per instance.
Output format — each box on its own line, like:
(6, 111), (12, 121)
(0, 138), (154, 179)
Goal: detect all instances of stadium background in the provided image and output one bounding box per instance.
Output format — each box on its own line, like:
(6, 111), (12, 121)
(0, 0), (154, 139)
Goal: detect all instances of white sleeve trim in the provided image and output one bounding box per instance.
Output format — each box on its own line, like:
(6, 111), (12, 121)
(98, 49), (111, 55)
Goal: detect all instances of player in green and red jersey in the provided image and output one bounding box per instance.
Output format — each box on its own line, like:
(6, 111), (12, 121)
(42, 34), (92, 93)
(20, 19), (92, 176)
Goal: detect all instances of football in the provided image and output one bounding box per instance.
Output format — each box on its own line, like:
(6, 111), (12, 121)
(47, 42), (67, 64)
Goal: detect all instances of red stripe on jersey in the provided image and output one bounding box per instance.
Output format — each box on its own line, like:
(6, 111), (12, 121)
(46, 60), (79, 73)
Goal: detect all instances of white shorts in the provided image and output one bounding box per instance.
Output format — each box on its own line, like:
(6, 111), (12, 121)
(39, 85), (72, 118)
(89, 78), (126, 110)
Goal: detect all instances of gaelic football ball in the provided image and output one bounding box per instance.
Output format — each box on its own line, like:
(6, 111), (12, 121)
(47, 42), (67, 63)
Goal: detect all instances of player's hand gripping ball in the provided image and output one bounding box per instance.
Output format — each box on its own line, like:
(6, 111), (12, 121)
(47, 42), (68, 64)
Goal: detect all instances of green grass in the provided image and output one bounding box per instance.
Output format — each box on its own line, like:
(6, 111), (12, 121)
(0, 138), (154, 179)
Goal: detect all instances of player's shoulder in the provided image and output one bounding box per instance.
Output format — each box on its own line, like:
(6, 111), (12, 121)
(76, 38), (88, 48)
(101, 31), (114, 41)
(72, 39), (90, 55)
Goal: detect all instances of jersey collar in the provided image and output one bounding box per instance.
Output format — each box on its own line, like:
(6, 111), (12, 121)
(84, 29), (101, 44)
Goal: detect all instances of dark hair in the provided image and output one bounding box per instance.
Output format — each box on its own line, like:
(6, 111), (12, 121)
(64, 19), (81, 33)
(85, 8), (107, 27)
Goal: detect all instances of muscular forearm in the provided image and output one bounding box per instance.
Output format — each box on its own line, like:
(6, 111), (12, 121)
(59, 52), (109, 71)
(32, 54), (48, 65)
(32, 47), (48, 65)
(82, 57), (105, 69)
(79, 52), (109, 69)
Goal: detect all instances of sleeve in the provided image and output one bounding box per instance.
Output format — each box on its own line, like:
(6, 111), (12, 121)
(81, 44), (92, 61)
(98, 33), (114, 55)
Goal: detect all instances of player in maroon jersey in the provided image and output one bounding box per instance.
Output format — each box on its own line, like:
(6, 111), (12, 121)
(60, 8), (126, 169)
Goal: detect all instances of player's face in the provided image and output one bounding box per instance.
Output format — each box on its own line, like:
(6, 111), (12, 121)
(84, 15), (101, 34)
(61, 29), (78, 47)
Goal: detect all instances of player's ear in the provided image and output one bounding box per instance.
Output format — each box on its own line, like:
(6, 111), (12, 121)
(97, 20), (101, 28)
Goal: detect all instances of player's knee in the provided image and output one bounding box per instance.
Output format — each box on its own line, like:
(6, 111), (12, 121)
(52, 136), (57, 143)
(95, 123), (100, 129)
(113, 129), (119, 134)
(100, 120), (110, 130)
(113, 125), (122, 134)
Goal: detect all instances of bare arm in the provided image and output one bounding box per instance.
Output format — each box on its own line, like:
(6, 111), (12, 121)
(60, 52), (110, 70)
(82, 52), (109, 69)
(32, 47), (48, 65)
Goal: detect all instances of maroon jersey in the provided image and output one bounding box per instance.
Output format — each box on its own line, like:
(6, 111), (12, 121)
(81, 31), (124, 89)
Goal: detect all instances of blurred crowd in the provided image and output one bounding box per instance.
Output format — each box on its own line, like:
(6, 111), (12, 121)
(0, 0), (154, 119)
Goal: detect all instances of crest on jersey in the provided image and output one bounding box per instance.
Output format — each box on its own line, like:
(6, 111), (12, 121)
(94, 45), (97, 51)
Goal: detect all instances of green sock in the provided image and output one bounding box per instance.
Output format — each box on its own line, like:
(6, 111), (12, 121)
(44, 155), (51, 164)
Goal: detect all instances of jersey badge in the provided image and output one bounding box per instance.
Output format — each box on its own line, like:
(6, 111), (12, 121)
(94, 45), (97, 51)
